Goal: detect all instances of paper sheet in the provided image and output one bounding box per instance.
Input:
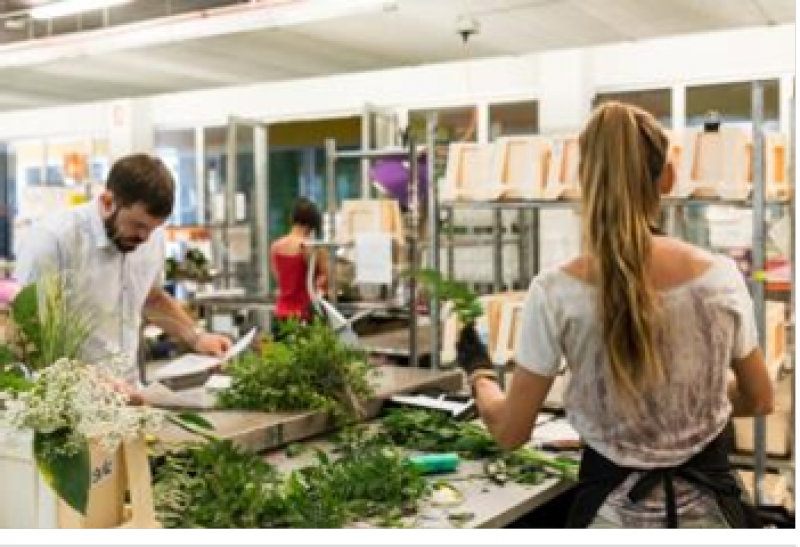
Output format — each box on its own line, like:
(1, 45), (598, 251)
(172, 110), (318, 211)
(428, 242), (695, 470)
(154, 328), (256, 381)
(354, 233), (393, 285)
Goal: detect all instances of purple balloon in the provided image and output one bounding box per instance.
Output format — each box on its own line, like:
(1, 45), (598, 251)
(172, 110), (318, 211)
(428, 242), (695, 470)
(370, 154), (429, 210)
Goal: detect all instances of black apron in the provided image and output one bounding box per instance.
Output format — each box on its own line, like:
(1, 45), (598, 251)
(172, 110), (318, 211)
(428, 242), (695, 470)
(566, 428), (762, 528)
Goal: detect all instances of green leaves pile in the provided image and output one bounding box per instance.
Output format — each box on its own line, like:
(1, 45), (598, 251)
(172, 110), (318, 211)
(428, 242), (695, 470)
(152, 433), (429, 528)
(407, 268), (482, 325)
(381, 408), (579, 483)
(218, 320), (374, 421)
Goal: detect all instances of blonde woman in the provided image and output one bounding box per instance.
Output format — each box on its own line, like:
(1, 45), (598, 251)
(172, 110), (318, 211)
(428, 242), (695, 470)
(457, 102), (773, 528)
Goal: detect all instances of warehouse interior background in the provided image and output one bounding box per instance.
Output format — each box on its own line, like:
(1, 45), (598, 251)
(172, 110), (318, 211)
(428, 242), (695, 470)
(0, 0), (796, 535)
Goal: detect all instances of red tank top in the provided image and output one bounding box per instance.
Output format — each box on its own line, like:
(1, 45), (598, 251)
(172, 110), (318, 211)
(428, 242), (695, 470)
(273, 252), (312, 321)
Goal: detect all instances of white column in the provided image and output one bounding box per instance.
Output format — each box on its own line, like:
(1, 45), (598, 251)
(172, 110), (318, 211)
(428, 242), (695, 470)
(108, 99), (154, 161)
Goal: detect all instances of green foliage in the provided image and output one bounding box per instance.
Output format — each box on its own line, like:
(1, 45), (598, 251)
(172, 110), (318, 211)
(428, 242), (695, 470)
(0, 366), (33, 393)
(152, 433), (429, 529)
(406, 268), (483, 325)
(34, 429), (91, 515)
(382, 408), (498, 458)
(218, 320), (374, 421)
(381, 408), (578, 483)
(152, 440), (286, 528)
(1, 278), (93, 372)
(165, 249), (211, 283)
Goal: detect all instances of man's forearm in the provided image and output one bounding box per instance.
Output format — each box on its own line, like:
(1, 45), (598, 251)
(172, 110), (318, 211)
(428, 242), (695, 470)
(144, 289), (198, 347)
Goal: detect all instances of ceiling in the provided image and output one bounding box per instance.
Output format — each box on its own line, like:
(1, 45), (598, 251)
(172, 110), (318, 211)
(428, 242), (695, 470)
(0, 0), (794, 112)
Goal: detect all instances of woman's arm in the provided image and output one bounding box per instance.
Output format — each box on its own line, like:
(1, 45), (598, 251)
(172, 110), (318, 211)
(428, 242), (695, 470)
(314, 248), (330, 293)
(473, 366), (555, 450)
(729, 348), (774, 417)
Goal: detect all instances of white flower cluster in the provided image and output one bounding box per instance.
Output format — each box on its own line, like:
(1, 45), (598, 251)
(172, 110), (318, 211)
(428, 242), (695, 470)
(0, 358), (165, 455)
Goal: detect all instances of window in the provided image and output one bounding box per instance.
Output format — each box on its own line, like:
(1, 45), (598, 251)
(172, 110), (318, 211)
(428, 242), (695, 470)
(408, 106), (477, 144)
(0, 144), (13, 259)
(593, 88), (672, 127)
(685, 80), (779, 129)
(155, 129), (198, 226)
(489, 100), (539, 141)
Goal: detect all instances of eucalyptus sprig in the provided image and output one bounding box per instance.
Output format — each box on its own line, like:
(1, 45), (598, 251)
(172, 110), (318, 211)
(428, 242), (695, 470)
(405, 268), (483, 325)
(381, 408), (578, 483)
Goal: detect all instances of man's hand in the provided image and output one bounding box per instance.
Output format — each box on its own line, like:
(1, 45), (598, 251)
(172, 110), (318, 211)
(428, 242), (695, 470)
(106, 377), (144, 406)
(456, 324), (493, 377)
(192, 332), (232, 357)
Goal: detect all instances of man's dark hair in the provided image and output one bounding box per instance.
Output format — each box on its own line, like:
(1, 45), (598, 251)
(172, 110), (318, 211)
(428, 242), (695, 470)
(292, 197), (322, 235)
(106, 154), (175, 218)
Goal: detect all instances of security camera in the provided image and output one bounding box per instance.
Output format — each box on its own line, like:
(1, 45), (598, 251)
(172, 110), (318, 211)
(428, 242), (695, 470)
(456, 15), (480, 44)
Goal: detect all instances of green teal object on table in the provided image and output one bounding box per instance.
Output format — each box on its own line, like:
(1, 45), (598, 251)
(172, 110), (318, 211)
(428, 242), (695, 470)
(408, 453), (460, 474)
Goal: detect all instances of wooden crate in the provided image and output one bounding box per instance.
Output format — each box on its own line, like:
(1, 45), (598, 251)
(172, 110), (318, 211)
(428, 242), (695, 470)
(338, 199), (404, 244)
(493, 301), (524, 366)
(440, 292), (526, 365)
(766, 302), (787, 383)
(488, 136), (552, 199)
(544, 136), (580, 200)
(440, 143), (494, 201)
(765, 132), (790, 199)
(674, 128), (752, 199)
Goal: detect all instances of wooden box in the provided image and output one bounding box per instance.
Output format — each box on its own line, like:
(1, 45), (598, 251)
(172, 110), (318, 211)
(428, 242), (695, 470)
(338, 199), (404, 244)
(674, 128), (752, 199)
(488, 136), (552, 200)
(0, 434), (158, 529)
(440, 143), (494, 201)
(544, 136), (580, 200)
(764, 132), (790, 199)
(440, 292), (526, 366)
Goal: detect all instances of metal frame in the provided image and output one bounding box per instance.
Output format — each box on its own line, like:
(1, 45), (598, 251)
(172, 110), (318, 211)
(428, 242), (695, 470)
(325, 112), (438, 368)
(221, 116), (270, 310)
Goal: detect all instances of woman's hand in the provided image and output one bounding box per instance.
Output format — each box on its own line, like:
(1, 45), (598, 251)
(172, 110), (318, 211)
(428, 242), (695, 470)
(456, 324), (495, 379)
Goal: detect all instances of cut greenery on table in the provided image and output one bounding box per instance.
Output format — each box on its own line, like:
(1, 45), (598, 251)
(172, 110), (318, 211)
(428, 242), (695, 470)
(381, 408), (579, 483)
(406, 268), (483, 325)
(218, 320), (374, 421)
(152, 431), (429, 528)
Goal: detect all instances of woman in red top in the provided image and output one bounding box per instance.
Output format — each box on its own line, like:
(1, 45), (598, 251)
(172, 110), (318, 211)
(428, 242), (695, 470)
(270, 198), (328, 325)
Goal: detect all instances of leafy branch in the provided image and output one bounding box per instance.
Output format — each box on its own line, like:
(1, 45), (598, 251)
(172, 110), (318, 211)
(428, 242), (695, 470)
(217, 320), (373, 421)
(405, 268), (483, 325)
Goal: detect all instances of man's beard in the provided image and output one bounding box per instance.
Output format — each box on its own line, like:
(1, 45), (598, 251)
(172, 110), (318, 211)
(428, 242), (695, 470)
(104, 207), (143, 253)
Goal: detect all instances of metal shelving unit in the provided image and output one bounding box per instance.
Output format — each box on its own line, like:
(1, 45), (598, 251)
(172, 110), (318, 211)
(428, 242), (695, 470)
(325, 111), (438, 369)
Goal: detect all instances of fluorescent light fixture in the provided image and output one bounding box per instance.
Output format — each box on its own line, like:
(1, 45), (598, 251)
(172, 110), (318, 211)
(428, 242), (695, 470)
(31, 0), (132, 20)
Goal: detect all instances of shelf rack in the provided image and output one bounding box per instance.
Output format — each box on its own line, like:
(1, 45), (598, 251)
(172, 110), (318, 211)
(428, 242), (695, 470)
(325, 112), (439, 368)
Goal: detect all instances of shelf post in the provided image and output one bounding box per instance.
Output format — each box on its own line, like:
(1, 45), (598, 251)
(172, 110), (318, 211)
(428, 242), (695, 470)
(427, 112), (440, 369)
(751, 80), (768, 506)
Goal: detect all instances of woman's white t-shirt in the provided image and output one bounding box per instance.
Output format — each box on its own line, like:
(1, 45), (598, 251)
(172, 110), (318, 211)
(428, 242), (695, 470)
(515, 253), (758, 526)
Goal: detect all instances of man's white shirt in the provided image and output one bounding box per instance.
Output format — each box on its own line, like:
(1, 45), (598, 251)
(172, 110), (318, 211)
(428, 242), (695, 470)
(14, 199), (165, 383)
